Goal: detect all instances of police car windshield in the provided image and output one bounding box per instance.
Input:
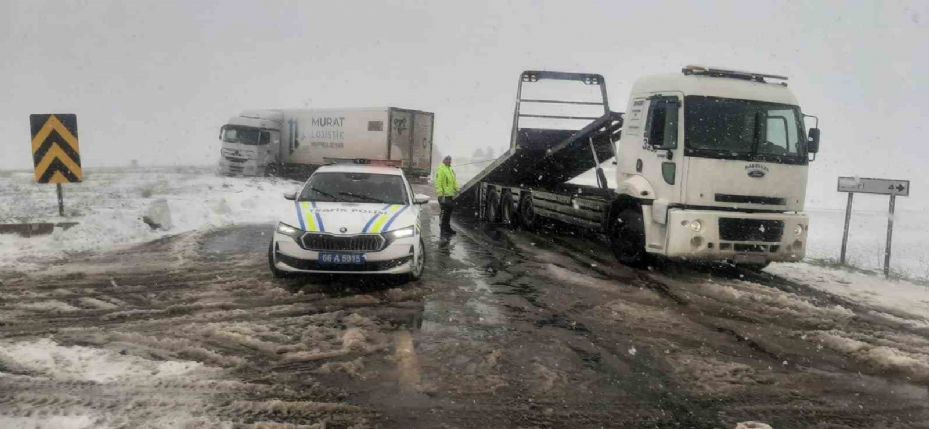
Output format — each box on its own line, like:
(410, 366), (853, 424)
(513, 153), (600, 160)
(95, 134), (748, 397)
(299, 172), (408, 205)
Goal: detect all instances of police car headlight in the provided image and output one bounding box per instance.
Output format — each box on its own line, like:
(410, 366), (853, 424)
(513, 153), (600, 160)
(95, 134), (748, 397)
(276, 222), (303, 237)
(385, 226), (415, 240)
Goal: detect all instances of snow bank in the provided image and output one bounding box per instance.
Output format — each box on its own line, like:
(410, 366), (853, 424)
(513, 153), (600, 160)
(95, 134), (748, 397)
(0, 338), (208, 383)
(0, 167), (301, 270)
(0, 415), (98, 429)
(768, 262), (929, 323)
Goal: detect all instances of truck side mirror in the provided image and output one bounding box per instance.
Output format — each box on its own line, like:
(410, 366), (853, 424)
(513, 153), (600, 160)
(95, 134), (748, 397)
(807, 128), (820, 153)
(218, 126), (225, 140)
(283, 191), (297, 201)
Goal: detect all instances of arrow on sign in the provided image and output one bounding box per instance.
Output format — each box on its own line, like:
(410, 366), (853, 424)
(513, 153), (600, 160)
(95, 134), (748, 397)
(31, 114), (82, 184)
(896, 184), (905, 192)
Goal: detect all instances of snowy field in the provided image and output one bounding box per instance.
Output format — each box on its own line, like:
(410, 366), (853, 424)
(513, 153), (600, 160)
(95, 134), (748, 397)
(0, 167), (302, 272)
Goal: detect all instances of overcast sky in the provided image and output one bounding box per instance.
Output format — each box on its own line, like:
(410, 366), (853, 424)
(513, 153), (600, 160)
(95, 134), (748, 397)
(1, 0), (927, 208)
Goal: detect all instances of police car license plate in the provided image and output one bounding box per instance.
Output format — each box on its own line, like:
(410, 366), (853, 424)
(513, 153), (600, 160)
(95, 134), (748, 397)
(319, 253), (365, 265)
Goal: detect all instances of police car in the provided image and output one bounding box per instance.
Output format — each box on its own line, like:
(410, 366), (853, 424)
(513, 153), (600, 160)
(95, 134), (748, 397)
(268, 160), (429, 280)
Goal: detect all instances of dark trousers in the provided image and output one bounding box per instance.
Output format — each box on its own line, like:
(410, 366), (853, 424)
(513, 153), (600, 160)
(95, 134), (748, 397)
(439, 196), (454, 232)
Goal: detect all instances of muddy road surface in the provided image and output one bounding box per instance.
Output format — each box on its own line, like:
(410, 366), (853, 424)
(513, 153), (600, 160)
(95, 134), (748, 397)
(2, 205), (929, 428)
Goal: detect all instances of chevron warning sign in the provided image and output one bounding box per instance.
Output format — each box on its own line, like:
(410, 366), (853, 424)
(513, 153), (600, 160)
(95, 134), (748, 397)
(30, 114), (82, 184)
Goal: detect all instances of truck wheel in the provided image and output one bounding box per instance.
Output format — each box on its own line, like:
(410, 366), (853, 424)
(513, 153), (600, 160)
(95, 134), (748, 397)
(268, 240), (289, 278)
(485, 189), (501, 223)
(500, 191), (516, 227)
(264, 164), (280, 177)
(610, 208), (648, 267)
(519, 195), (538, 230)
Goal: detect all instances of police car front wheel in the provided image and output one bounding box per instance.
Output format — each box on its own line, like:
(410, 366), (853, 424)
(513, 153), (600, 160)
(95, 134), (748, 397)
(405, 238), (426, 281)
(268, 240), (290, 279)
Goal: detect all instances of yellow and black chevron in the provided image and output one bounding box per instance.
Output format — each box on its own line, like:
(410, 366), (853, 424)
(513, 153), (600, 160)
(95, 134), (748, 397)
(30, 114), (82, 184)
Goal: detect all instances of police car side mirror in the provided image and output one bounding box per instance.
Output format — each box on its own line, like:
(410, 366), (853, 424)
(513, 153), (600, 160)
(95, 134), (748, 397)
(283, 191), (297, 201)
(413, 194), (430, 205)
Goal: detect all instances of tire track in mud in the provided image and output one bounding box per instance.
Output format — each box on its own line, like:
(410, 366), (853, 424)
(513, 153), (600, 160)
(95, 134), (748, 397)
(458, 220), (929, 428)
(0, 226), (419, 427)
(4, 219), (929, 428)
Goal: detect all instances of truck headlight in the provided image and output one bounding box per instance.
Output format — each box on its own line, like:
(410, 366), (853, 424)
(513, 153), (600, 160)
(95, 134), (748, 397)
(276, 222), (303, 237)
(794, 225), (804, 237)
(385, 226), (415, 240)
(689, 220), (703, 232)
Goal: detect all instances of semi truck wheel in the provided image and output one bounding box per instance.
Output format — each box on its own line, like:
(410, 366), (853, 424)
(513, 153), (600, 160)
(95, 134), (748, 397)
(485, 189), (501, 223)
(264, 164), (280, 177)
(500, 191), (516, 227)
(610, 208), (648, 267)
(519, 195), (538, 230)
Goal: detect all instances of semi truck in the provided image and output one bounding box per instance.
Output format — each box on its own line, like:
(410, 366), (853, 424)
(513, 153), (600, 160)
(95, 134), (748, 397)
(218, 107), (434, 178)
(461, 67), (821, 268)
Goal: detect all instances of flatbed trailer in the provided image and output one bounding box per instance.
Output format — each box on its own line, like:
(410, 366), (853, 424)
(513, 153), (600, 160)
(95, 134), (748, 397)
(458, 71), (624, 233)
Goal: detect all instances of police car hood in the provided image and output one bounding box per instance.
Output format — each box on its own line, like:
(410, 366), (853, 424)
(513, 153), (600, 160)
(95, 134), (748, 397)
(285, 201), (415, 235)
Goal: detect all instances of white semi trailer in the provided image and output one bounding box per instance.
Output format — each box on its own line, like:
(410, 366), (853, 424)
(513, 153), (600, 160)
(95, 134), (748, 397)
(462, 67), (821, 268)
(219, 107), (434, 178)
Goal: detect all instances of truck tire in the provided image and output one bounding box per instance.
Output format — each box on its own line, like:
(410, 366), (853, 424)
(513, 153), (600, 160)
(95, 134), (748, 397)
(500, 190), (516, 227)
(268, 240), (289, 278)
(485, 189), (501, 223)
(519, 195), (538, 230)
(610, 208), (648, 267)
(264, 163), (280, 177)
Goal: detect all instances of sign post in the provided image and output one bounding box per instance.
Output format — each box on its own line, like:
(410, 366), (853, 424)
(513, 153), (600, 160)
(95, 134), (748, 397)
(839, 192), (853, 264)
(29, 114), (82, 216)
(836, 176), (910, 277)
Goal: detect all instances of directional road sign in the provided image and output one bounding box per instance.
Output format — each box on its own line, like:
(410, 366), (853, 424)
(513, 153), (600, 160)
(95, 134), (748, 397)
(837, 176), (909, 197)
(30, 114), (82, 184)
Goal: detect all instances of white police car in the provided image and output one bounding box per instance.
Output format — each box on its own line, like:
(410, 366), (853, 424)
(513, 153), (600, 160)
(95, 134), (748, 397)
(268, 161), (429, 280)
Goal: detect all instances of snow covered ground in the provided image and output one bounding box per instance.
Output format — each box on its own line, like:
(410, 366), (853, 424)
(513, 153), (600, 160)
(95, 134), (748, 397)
(2, 165), (926, 315)
(0, 167), (302, 271)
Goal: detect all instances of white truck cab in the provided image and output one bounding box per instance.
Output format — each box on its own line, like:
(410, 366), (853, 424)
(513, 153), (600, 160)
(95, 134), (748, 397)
(219, 110), (284, 176)
(617, 66), (819, 265)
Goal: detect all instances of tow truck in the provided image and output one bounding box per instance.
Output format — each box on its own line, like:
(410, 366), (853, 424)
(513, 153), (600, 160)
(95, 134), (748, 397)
(460, 66), (821, 268)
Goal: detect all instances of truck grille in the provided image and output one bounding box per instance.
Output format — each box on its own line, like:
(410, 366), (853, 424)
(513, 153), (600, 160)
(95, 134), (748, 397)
(718, 218), (783, 242)
(301, 233), (385, 252)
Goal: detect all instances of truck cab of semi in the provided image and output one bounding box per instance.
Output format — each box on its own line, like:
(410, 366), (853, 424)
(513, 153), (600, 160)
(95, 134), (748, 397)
(219, 110), (284, 176)
(614, 66), (820, 266)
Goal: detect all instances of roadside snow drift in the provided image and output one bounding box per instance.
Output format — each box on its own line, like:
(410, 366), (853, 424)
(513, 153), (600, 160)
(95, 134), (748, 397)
(0, 167), (301, 270)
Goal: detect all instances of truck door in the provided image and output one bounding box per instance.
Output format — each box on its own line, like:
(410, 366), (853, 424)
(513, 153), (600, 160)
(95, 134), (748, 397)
(409, 112), (433, 177)
(389, 110), (413, 167)
(641, 94), (684, 212)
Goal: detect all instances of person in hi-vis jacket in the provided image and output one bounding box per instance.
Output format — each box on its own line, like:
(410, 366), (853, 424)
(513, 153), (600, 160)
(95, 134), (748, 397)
(434, 156), (459, 235)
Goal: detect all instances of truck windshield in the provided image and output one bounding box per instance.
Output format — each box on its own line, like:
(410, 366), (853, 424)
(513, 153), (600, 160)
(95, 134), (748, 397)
(684, 96), (807, 164)
(222, 126), (264, 145)
(299, 172), (408, 205)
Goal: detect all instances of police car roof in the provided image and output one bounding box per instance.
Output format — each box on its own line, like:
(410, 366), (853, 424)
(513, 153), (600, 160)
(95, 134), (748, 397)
(313, 164), (404, 176)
